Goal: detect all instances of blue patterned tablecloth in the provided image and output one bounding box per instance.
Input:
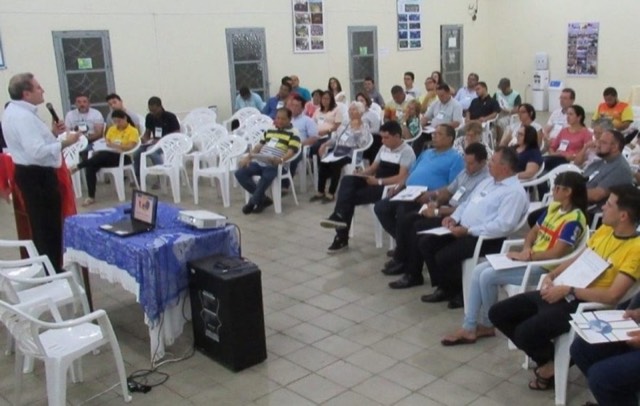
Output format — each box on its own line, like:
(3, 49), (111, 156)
(64, 203), (240, 326)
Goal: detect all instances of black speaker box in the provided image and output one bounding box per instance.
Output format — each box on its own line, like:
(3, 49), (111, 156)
(188, 255), (266, 371)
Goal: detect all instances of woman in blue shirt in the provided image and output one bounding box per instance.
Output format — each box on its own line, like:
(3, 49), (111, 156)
(514, 124), (543, 180)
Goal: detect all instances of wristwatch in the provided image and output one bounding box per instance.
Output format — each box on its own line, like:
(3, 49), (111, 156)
(565, 286), (576, 302)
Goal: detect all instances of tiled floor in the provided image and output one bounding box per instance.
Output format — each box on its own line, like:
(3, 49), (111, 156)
(0, 171), (594, 405)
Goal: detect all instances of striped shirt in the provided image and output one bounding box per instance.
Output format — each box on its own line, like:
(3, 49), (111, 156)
(257, 126), (301, 161)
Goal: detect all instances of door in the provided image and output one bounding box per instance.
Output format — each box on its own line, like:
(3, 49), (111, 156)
(440, 25), (463, 90)
(226, 28), (269, 112)
(52, 31), (115, 117)
(348, 27), (379, 100)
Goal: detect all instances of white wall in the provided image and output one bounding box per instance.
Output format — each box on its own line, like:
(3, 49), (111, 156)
(0, 0), (637, 122)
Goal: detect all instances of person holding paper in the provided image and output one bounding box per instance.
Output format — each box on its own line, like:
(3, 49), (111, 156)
(392, 147), (528, 306)
(374, 124), (464, 244)
(236, 108), (300, 214)
(489, 184), (640, 391)
(70, 109), (139, 206)
(570, 292), (640, 406)
(441, 172), (588, 346)
(310, 101), (371, 203)
(382, 142), (489, 278)
(64, 94), (105, 141)
(319, 121), (415, 253)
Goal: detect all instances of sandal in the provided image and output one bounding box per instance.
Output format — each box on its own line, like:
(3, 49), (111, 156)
(529, 368), (554, 391)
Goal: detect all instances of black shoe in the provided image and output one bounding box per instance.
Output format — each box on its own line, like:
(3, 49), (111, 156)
(386, 249), (395, 258)
(242, 203), (255, 215)
(388, 274), (424, 289)
(420, 288), (452, 303)
(309, 194), (324, 202)
(253, 197), (273, 214)
(447, 293), (464, 309)
(381, 260), (404, 275)
(327, 236), (348, 254)
(320, 213), (348, 229)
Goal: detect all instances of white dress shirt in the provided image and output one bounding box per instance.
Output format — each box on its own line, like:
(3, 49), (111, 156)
(546, 107), (568, 139)
(451, 175), (529, 238)
(1, 100), (62, 167)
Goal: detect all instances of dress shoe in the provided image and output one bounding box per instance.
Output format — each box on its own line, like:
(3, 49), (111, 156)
(388, 274), (423, 289)
(420, 288), (451, 303)
(447, 293), (464, 309)
(381, 260), (404, 275)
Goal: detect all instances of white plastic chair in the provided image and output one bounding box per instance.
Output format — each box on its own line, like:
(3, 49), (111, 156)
(223, 107), (261, 131)
(61, 136), (89, 199)
(344, 132), (374, 174)
(182, 107), (217, 135)
(461, 213), (528, 312)
(350, 185), (395, 249)
(369, 102), (383, 121)
(243, 148), (301, 214)
(193, 136), (247, 206)
(140, 133), (193, 203)
(520, 163), (582, 202)
(240, 114), (273, 133)
(95, 139), (141, 202)
(0, 298), (131, 406)
(183, 123), (229, 170)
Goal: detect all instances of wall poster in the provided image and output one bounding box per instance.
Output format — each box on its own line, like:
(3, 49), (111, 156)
(292, 0), (325, 53)
(567, 22), (599, 76)
(397, 0), (422, 50)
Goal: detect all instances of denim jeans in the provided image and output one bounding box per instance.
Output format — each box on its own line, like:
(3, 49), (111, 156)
(462, 262), (545, 331)
(133, 143), (163, 181)
(571, 336), (640, 406)
(235, 161), (278, 206)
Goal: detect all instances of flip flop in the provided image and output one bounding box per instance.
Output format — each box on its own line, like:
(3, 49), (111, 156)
(440, 335), (477, 346)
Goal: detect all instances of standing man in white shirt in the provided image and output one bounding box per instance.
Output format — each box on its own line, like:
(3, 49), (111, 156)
(454, 73), (479, 112)
(64, 94), (105, 141)
(543, 87), (575, 145)
(2, 73), (80, 272)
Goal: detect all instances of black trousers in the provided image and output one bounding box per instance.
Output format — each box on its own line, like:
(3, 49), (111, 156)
(78, 151), (129, 198)
(374, 199), (422, 240)
(395, 213), (442, 278)
(489, 291), (580, 365)
(417, 234), (504, 293)
(14, 164), (63, 273)
(333, 175), (384, 239)
(317, 157), (350, 195)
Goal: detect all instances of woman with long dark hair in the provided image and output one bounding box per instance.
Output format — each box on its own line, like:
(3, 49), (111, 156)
(514, 124), (543, 179)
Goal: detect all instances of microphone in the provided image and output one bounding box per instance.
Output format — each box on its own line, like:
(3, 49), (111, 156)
(45, 102), (60, 123)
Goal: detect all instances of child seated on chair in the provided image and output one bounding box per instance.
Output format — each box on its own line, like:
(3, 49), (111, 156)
(70, 109), (139, 206)
(235, 107), (300, 214)
(311, 101), (371, 203)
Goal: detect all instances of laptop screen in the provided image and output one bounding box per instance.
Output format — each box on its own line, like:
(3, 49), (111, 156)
(131, 190), (158, 226)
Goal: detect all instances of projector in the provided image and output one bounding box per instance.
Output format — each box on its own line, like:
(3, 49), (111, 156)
(178, 210), (227, 229)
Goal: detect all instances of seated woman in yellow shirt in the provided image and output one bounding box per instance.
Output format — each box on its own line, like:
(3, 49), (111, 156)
(71, 109), (139, 206)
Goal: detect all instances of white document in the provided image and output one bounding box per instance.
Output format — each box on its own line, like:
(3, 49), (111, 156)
(321, 152), (347, 163)
(485, 254), (525, 270)
(92, 139), (119, 153)
(422, 126), (436, 134)
(553, 248), (609, 288)
(570, 310), (639, 344)
(252, 153), (277, 164)
(391, 186), (428, 201)
(417, 226), (452, 236)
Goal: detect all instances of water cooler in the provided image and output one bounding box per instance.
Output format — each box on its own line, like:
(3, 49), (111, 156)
(532, 52), (549, 111)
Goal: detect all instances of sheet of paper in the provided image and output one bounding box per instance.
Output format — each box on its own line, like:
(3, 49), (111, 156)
(92, 139), (119, 153)
(321, 152), (346, 163)
(252, 153), (276, 164)
(570, 310), (640, 344)
(485, 254), (526, 270)
(552, 248), (609, 288)
(417, 226), (452, 236)
(422, 126), (436, 134)
(391, 186), (428, 201)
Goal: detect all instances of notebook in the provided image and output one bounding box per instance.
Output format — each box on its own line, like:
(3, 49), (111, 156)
(100, 190), (158, 237)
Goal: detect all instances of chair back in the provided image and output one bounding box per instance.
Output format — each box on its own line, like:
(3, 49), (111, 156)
(192, 123), (228, 152)
(0, 300), (46, 358)
(241, 114), (273, 132)
(236, 126), (265, 149)
(210, 136), (248, 167)
(62, 136), (88, 168)
(183, 108), (217, 135)
(155, 133), (193, 167)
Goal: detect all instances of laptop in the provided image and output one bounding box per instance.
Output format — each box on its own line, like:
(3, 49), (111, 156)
(100, 190), (158, 237)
